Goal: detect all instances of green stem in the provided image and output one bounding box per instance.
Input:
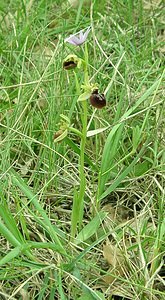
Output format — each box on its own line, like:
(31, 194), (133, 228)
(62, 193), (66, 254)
(78, 42), (89, 228)
(68, 127), (83, 138)
(71, 44), (89, 235)
(78, 100), (87, 227)
(84, 43), (89, 85)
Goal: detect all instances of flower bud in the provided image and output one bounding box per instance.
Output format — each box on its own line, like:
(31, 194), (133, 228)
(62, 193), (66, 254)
(54, 130), (63, 140)
(90, 89), (106, 109)
(54, 114), (70, 143)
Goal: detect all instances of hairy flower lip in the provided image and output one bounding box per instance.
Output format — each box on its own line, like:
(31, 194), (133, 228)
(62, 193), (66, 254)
(63, 54), (83, 70)
(64, 26), (91, 46)
(63, 60), (77, 70)
(90, 89), (106, 109)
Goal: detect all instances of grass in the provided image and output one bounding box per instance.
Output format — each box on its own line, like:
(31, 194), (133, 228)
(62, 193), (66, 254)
(0, 0), (164, 299)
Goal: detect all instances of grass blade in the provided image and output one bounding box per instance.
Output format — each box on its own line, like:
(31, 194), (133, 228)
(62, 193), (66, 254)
(98, 74), (164, 199)
(99, 140), (149, 200)
(10, 169), (67, 256)
(75, 211), (106, 245)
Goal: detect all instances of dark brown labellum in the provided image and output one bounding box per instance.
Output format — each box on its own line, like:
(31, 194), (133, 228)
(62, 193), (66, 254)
(90, 89), (106, 109)
(63, 60), (77, 70)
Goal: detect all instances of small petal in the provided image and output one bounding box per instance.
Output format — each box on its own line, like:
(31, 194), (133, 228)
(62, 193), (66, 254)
(54, 129), (68, 143)
(77, 91), (91, 102)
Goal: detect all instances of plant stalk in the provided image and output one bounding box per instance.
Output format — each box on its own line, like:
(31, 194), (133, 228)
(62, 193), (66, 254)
(78, 43), (89, 228)
(78, 100), (87, 227)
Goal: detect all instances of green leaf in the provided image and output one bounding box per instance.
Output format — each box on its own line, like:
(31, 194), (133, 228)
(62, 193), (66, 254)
(77, 91), (91, 102)
(78, 294), (94, 300)
(0, 246), (21, 267)
(132, 125), (141, 150)
(78, 291), (106, 300)
(60, 114), (70, 125)
(65, 137), (98, 171)
(0, 204), (25, 243)
(54, 129), (68, 143)
(133, 160), (151, 176)
(99, 140), (148, 200)
(98, 76), (163, 199)
(98, 124), (124, 197)
(87, 127), (109, 137)
(75, 211), (106, 245)
(0, 222), (21, 248)
(10, 169), (66, 255)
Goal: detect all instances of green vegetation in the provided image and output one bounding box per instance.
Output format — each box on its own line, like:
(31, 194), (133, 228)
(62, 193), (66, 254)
(0, 0), (164, 299)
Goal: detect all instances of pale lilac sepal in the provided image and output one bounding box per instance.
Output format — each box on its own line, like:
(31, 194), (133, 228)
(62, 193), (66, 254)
(64, 26), (91, 46)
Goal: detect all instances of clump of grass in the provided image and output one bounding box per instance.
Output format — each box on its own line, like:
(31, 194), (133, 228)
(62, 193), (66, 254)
(0, 0), (164, 299)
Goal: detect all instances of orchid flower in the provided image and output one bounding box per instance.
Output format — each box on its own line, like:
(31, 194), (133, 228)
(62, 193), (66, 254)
(90, 89), (106, 109)
(64, 26), (91, 46)
(63, 54), (83, 70)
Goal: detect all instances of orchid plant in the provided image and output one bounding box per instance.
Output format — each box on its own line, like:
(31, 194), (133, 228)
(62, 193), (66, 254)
(54, 27), (106, 239)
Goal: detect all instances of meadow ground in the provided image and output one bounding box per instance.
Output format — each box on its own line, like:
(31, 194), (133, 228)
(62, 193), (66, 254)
(0, 0), (164, 299)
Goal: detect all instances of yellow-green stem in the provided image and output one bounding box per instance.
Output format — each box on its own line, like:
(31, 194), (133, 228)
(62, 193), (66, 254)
(78, 42), (89, 228)
(78, 99), (87, 227)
